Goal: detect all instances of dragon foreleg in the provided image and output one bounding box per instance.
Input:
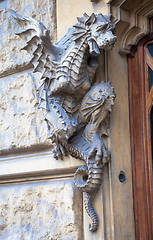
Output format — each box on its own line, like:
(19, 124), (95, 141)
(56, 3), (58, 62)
(45, 99), (77, 158)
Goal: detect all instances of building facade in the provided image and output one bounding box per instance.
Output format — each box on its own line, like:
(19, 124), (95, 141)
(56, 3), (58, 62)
(0, 0), (152, 239)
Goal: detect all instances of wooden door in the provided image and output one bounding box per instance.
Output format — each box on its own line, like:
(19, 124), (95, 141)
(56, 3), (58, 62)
(128, 19), (153, 240)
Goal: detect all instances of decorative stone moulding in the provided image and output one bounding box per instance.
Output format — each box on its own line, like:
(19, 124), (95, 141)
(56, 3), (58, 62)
(111, 0), (153, 54)
(9, 9), (116, 232)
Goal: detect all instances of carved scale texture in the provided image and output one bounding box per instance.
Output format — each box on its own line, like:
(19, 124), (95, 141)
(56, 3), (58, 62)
(67, 132), (92, 161)
(45, 101), (76, 143)
(47, 40), (90, 96)
(74, 163), (103, 192)
(61, 41), (89, 90)
(74, 163), (102, 232)
(38, 39), (91, 116)
(84, 192), (99, 232)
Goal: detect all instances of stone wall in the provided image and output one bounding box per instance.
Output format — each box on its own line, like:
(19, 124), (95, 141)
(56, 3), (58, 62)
(0, 72), (50, 152)
(0, 180), (83, 240)
(0, 0), (56, 153)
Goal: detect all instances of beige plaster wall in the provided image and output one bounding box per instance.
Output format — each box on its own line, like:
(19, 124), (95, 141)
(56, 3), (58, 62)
(108, 23), (135, 239)
(57, 0), (110, 40)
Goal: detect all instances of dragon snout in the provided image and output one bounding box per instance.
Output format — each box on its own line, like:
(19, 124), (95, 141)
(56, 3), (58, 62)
(110, 35), (117, 45)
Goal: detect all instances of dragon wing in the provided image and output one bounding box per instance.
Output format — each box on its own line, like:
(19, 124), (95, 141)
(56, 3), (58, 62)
(9, 9), (57, 81)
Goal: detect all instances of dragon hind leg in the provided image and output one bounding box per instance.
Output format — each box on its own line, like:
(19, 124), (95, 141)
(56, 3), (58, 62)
(45, 101), (76, 145)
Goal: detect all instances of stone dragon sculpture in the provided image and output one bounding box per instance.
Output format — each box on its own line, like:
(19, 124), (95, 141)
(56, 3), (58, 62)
(10, 9), (116, 232)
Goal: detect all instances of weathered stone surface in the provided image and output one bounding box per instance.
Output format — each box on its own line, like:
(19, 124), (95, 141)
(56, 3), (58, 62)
(0, 71), (50, 152)
(0, 180), (83, 239)
(0, 0), (56, 74)
(0, 0), (57, 153)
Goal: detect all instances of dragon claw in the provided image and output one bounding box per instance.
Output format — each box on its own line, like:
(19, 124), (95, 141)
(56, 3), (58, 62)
(52, 145), (68, 160)
(87, 138), (110, 166)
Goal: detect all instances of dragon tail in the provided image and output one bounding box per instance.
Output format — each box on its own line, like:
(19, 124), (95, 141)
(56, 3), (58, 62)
(84, 191), (99, 232)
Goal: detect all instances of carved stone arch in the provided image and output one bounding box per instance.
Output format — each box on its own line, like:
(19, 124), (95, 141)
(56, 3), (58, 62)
(111, 0), (153, 54)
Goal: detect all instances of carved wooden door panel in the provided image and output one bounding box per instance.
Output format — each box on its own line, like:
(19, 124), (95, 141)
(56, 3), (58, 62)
(128, 19), (153, 240)
(145, 41), (153, 164)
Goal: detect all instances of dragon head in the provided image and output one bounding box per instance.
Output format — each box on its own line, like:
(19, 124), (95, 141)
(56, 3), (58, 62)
(73, 13), (116, 56)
